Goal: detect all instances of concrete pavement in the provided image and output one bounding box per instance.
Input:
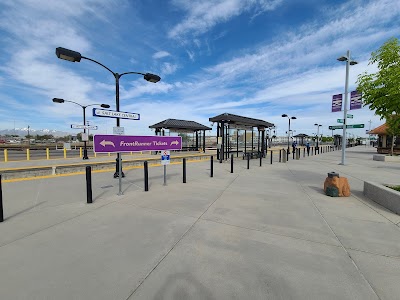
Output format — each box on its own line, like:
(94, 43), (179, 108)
(0, 146), (399, 299)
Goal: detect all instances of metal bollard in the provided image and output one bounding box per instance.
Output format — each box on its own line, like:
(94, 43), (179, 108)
(293, 150), (295, 160)
(259, 154), (262, 167)
(287, 149), (289, 161)
(210, 156), (214, 177)
(270, 151), (273, 164)
(231, 155), (234, 173)
(247, 154), (250, 169)
(85, 166), (92, 204)
(114, 158), (125, 178)
(0, 174), (3, 222)
(183, 158), (187, 183)
(279, 149), (282, 162)
(303, 148), (305, 157)
(144, 161), (149, 191)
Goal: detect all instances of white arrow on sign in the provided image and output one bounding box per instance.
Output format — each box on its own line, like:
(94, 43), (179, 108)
(100, 140), (115, 147)
(71, 124), (98, 130)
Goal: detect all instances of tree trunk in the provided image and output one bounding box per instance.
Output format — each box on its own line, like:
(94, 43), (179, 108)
(391, 135), (395, 156)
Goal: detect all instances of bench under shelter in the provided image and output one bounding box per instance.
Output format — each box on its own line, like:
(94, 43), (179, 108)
(209, 113), (274, 161)
(149, 118), (211, 152)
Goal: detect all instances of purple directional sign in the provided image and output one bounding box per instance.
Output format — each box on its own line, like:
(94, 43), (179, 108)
(93, 135), (182, 153)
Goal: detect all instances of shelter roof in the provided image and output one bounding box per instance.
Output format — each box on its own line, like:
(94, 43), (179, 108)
(149, 118), (211, 131)
(209, 113), (274, 128)
(294, 133), (309, 138)
(369, 123), (387, 135)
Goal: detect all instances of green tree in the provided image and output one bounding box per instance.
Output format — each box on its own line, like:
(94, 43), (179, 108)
(357, 37), (400, 155)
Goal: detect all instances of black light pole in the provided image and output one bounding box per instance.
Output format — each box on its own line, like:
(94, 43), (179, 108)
(52, 98), (109, 159)
(55, 47), (160, 178)
(314, 124), (322, 152)
(282, 114), (296, 154)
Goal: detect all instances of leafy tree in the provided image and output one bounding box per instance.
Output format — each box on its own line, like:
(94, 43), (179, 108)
(357, 37), (400, 155)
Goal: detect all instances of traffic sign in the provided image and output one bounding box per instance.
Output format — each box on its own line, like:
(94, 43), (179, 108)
(161, 150), (170, 165)
(347, 114), (353, 118)
(113, 127), (125, 135)
(346, 124), (364, 129)
(93, 135), (182, 153)
(71, 124), (98, 130)
(337, 119), (344, 123)
(329, 124), (364, 130)
(92, 108), (140, 120)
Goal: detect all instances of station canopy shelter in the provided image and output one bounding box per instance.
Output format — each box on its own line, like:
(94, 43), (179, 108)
(293, 133), (310, 146)
(149, 118), (211, 152)
(209, 113), (274, 161)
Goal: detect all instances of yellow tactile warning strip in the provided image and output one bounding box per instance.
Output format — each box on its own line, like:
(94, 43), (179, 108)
(2, 158), (210, 183)
(0, 154), (211, 172)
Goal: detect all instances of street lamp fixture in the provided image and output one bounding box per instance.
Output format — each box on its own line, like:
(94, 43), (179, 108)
(56, 47), (161, 195)
(52, 98), (110, 160)
(314, 123), (322, 151)
(282, 114), (296, 154)
(337, 50), (357, 165)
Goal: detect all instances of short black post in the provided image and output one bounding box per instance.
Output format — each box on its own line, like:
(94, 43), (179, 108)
(279, 149), (282, 162)
(183, 158), (187, 183)
(287, 149), (289, 161)
(247, 154), (250, 169)
(314, 146), (317, 155)
(85, 166), (92, 204)
(0, 174), (3, 222)
(231, 155), (234, 173)
(144, 161), (149, 191)
(210, 156), (214, 177)
(259, 154), (262, 167)
(303, 148), (305, 157)
(292, 150), (295, 160)
(270, 151), (273, 164)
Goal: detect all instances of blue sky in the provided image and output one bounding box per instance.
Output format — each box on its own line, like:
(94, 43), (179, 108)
(0, 0), (399, 137)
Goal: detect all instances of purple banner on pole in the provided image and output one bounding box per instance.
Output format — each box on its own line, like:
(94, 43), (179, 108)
(93, 135), (182, 153)
(350, 91), (362, 110)
(332, 94), (342, 112)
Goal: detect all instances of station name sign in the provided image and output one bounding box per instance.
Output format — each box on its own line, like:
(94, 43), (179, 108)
(93, 108), (140, 120)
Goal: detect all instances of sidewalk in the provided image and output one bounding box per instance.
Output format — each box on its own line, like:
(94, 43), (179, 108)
(0, 146), (399, 299)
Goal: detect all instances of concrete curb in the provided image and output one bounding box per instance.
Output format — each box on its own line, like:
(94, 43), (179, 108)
(373, 154), (400, 162)
(364, 181), (400, 215)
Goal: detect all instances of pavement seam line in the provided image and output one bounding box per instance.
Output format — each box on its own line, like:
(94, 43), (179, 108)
(344, 246), (400, 260)
(200, 218), (343, 249)
(285, 164), (382, 300)
(125, 173), (241, 300)
(0, 200), (118, 249)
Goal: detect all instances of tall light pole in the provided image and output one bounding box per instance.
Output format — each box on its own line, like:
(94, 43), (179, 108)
(282, 114), (296, 154)
(55, 47), (160, 183)
(52, 98), (110, 159)
(314, 124), (322, 151)
(337, 50), (357, 165)
(27, 125), (30, 147)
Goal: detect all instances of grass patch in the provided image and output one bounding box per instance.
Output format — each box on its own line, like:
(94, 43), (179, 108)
(385, 185), (400, 192)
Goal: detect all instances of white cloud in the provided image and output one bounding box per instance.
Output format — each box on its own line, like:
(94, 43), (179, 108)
(161, 63), (179, 75)
(153, 51), (171, 59)
(168, 0), (283, 38)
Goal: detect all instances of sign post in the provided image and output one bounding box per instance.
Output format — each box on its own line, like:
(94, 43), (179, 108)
(161, 150), (170, 186)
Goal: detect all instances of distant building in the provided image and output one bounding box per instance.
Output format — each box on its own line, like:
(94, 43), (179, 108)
(369, 123), (400, 154)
